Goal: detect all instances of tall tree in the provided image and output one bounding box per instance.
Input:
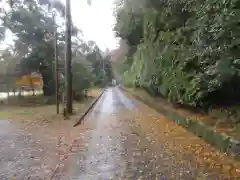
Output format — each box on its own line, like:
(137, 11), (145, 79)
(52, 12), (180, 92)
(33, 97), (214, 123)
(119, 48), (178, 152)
(114, 0), (240, 107)
(1, 0), (66, 96)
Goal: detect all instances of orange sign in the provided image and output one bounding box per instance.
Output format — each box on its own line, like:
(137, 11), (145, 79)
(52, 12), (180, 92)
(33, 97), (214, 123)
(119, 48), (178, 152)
(16, 72), (43, 87)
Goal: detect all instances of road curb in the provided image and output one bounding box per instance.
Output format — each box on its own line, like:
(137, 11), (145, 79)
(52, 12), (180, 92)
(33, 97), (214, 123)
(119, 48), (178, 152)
(73, 89), (105, 127)
(121, 87), (240, 159)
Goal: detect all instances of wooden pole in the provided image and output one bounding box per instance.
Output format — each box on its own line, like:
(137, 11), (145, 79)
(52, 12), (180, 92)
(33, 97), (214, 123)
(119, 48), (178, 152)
(65, 0), (73, 115)
(53, 13), (59, 114)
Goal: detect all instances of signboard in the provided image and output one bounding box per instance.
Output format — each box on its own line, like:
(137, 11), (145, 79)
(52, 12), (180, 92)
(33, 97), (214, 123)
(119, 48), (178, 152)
(16, 72), (43, 88)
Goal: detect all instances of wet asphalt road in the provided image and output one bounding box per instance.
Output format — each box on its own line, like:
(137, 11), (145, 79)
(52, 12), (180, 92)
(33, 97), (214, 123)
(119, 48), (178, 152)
(51, 87), (235, 180)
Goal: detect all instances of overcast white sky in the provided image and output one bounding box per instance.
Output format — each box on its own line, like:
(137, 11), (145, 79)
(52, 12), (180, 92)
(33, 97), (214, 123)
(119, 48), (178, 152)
(1, 0), (119, 51)
(69, 0), (119, 51)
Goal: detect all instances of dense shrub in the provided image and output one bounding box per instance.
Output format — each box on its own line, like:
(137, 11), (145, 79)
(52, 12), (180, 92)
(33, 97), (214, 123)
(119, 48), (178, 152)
(115, 0), (240, 107)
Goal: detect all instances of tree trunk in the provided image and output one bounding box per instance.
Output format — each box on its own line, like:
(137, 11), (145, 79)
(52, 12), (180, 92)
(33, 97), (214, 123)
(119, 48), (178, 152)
(29, 78), (35, 96)
(21, 86), (24, 97)
(42, 81), (55, 96)
(41, 69), (55, 96)
(32, 88), (35, 96)
(13, 88), (16, 96)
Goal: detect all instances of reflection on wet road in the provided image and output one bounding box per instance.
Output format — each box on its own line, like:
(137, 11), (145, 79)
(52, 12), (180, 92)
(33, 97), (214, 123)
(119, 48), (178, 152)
(57, 87), (236, 179)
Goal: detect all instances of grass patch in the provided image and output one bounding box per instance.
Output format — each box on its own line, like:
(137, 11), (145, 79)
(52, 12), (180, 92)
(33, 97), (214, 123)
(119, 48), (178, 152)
(0, 98), (94, 121)
(0, 88), (102, 121)
(227, 125), (240, 140)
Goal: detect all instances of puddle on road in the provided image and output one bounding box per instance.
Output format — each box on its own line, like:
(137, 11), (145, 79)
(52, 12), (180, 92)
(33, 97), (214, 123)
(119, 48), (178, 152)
(0, 120), (14, 135)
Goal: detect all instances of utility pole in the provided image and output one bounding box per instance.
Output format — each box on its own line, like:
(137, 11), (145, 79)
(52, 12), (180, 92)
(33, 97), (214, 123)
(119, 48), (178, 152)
(102, 57), (106, 88)
(53, 12), (59, 114)
(103, 57), (105, 74)
(65, 0), (73, 115)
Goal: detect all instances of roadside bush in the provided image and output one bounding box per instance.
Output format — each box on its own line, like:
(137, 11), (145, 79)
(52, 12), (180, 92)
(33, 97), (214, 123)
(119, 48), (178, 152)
(116, 0), (240, 108)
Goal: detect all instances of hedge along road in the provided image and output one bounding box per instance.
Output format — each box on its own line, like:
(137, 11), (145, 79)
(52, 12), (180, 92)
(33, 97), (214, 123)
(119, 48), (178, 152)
(52, 87), (240, 179)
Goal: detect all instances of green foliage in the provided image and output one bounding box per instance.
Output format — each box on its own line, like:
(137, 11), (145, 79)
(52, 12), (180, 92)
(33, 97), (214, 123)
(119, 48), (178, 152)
(1, 0), (65, 96)
(0, 26), (5, 41)
(114, 0), (145, 46)
(72, 58), (93, 93)
(86, 48), (114, 87)
(114, 0), (240, 107)
(1, 0), (114, 97)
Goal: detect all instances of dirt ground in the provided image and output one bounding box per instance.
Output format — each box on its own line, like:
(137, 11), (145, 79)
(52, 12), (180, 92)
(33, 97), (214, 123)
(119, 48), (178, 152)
(55, 88), (240, 179)
(125, 88), (240, 140)
(0, 89), (101, 180)
(0, 88), (240, 179)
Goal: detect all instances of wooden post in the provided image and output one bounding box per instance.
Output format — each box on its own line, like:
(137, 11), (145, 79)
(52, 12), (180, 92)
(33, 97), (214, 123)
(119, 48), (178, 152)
(65, 0), (73, 115)
(53, 13), (59, 114)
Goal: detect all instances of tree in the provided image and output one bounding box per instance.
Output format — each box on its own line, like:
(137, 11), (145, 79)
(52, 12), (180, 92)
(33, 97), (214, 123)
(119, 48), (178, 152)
(114, 0), (145, 46)
(1, 0), (60, 95)
(0, 47), (20, 94)
(0, 0), (113, 101)
(84, 45), (113, 87)
(1, 0), (70, 96)
(114, 0), (240, 107)
(72, 57), (93, 100)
